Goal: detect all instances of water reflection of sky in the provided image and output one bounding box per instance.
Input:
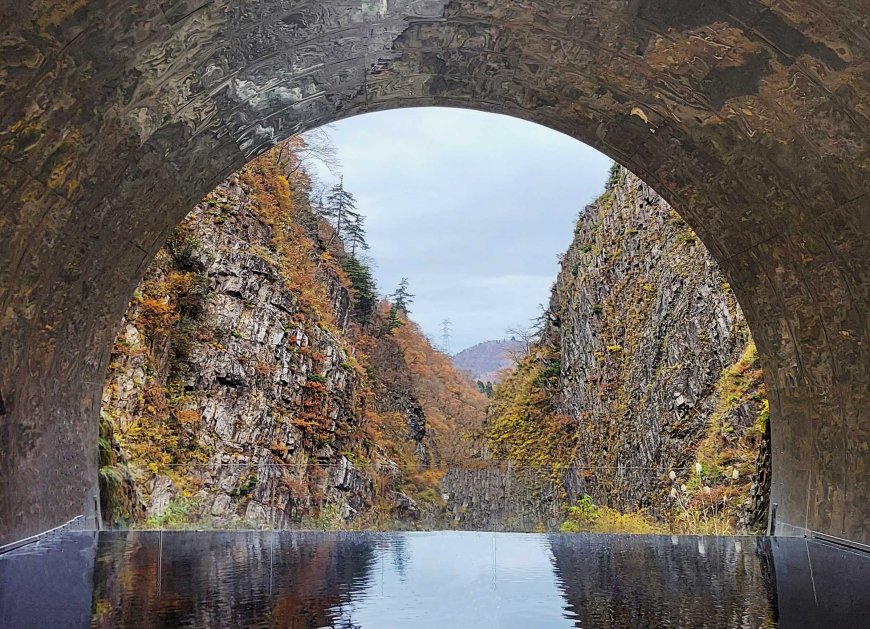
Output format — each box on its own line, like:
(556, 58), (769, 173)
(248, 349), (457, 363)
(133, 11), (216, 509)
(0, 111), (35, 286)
(2, 530), (869, 628)
(332, 532), (575, 628)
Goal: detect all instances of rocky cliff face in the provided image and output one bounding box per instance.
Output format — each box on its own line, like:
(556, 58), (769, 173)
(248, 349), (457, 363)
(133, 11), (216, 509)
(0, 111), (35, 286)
(99, 147), (486, 529)
(100, 152), (768, 534)
(481, 168), (770, 532)
(553, 169), (754, 511)
(442, 465), (563, 531)
(101, 177), (373, 527)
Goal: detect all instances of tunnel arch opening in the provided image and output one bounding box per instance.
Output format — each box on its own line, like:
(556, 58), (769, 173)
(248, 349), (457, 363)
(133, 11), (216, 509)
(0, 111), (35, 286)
(1, 0), (867, 546)
(95, 107), (768, 533)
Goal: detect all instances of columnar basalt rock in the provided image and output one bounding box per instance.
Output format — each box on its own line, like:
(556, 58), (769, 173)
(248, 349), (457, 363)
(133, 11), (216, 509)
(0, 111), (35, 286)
(547, 169), (769, 528)
(1, 1), (868, 545)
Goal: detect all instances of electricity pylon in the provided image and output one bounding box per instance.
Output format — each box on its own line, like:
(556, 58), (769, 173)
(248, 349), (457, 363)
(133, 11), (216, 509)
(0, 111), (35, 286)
(440, 319), (453, 354)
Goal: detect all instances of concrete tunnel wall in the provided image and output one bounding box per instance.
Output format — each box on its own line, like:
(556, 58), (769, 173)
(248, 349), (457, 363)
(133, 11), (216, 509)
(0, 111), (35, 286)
(0, 0), (868, 546)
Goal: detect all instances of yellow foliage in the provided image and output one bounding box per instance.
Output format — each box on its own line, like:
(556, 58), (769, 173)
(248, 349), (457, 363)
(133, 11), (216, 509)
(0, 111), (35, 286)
(137, 297), (177, 336)
(591, 508), (665, 534)
(679, 340), (767, 533)
(485, 346), (576, 479)
(560, 497), (665, 534)
(240, 154), (340, 328)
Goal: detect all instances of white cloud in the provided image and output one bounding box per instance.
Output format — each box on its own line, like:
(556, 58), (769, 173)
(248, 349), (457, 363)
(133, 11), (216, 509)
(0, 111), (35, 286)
(308, 107), (611, 352)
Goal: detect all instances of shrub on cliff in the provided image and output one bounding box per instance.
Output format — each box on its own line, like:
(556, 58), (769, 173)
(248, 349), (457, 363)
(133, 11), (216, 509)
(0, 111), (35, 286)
(559, 495), (664, 534)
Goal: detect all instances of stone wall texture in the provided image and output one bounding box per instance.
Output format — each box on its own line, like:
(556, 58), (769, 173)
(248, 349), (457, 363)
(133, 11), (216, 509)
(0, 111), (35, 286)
(1, 0), (868, 545)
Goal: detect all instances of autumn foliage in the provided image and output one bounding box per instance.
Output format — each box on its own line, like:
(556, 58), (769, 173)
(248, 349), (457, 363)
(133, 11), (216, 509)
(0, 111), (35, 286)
(102, 136), (489, 526)
(485, 344), (578, 478)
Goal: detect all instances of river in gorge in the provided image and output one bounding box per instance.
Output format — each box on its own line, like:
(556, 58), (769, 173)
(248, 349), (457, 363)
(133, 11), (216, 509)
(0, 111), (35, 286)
(1, 530), (868, 628)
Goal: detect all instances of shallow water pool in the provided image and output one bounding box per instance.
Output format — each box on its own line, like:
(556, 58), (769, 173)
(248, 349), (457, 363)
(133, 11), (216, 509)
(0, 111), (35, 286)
(1, 530), (868, 627)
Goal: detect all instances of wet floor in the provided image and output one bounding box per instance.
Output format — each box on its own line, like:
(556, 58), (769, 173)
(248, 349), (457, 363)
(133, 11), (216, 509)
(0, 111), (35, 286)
(1, 530), (868, 628)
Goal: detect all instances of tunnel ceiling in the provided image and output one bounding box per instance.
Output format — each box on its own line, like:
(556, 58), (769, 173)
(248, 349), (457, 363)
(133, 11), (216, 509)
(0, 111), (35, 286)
(0, 0), (868, 546)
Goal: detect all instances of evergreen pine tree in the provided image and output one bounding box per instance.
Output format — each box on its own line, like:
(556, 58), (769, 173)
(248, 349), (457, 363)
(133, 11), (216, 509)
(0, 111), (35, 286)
(390, 277), (414, 315)
(385, 303), (403, 333)
(323, 178), (359, 249)
(344, 213), (370, 259)
(341, 256), (377, 322)
(384, 278), (414, 333)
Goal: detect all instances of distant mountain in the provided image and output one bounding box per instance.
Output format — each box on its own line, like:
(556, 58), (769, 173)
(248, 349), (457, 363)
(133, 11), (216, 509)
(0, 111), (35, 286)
(452, 339), (525, 384)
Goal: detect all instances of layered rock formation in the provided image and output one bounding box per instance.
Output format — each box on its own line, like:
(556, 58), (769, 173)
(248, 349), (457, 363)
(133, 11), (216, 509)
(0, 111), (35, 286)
(100, 151), (769, 534)
(552, 169), (768, 519)
(101, 178), (368, 527)
(99, 146), (487, 529)
(477, 168), (770, 532)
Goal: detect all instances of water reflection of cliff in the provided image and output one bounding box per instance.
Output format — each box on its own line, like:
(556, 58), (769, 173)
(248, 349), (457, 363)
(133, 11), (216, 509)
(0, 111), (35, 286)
(91, 531), (377, 628)
(548, 534), (777, 628)
(3, 530), (867, 628)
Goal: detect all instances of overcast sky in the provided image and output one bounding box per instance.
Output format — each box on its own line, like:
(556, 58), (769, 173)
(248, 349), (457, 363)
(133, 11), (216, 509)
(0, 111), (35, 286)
(307, 107), (611, 354)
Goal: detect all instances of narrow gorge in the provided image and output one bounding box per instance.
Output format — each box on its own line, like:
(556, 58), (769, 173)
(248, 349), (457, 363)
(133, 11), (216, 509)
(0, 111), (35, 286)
(98, 145), (768, 535)
(98, 141), (487, 530)
(448, 167), (770, 534)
